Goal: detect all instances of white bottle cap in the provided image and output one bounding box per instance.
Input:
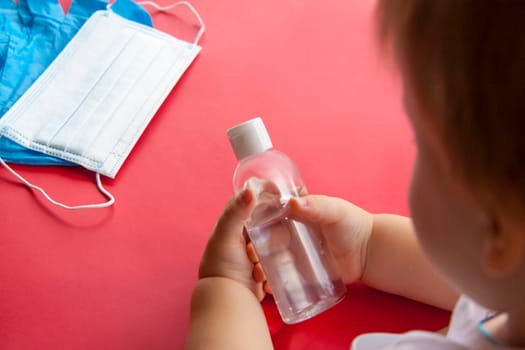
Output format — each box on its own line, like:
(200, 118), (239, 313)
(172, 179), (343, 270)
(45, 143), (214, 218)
(227, 117), (273, 160)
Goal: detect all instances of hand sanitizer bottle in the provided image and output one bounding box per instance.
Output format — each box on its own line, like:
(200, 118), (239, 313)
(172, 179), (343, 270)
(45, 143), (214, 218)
(227, 117), (346, 324)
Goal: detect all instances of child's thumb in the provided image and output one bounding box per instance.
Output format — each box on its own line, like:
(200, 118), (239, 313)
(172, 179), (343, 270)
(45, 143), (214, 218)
(214, 189), (256, 241)
(288, 195), (349, 225)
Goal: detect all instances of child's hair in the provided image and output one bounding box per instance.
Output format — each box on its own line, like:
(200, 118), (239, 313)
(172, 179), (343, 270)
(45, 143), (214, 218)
(376, 1), (525, 216)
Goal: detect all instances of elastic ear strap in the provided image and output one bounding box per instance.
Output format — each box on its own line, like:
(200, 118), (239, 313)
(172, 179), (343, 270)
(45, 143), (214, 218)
(0, 156), (115, 210)
(137, 1), (205, 44)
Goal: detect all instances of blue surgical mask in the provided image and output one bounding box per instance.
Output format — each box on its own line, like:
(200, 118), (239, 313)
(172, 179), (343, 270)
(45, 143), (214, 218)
(0, 1), (205, 209)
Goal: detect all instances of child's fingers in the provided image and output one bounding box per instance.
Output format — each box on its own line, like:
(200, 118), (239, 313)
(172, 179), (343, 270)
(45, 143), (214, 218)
(214, 189), (256, 241)
(252, 262), (266, 282)
(246, 242), (259, 264)
(253, 263), (272, 295)
(263, 281), (272, 295)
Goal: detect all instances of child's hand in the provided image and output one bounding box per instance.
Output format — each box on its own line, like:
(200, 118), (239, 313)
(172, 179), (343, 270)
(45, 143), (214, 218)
(288, 195), (374, 284)
(199, 189), (267, 301)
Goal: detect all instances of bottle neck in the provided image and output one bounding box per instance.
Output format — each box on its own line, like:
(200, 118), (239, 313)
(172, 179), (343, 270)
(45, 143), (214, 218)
(238, 147), (273, 162)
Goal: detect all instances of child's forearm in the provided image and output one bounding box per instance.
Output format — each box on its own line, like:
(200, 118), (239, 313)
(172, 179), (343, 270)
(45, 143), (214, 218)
(361, 214), (459, 311)
(186, 277), (273, 350)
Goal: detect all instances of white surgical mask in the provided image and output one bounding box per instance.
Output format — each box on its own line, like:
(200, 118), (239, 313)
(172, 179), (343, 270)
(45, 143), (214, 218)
(0, 1), (205, 209)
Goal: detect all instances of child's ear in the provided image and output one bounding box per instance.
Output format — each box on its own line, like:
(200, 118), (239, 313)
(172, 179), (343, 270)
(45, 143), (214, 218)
(483, 215), (525, 277)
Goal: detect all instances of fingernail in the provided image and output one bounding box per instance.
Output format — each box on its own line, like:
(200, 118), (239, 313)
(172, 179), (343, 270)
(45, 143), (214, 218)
(238, 189), (252, 206)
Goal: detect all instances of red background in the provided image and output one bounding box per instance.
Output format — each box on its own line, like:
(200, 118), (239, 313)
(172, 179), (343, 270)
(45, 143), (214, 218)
(0, 0), (450, 349)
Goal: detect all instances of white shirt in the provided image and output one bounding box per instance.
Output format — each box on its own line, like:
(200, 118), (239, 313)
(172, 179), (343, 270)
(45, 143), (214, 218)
(351, 296), (523, 350)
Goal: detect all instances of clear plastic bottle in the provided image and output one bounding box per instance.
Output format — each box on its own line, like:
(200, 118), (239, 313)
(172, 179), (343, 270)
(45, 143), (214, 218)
(227, 117), (346, 324)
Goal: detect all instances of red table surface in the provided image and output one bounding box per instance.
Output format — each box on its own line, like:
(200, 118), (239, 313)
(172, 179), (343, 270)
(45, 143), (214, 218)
(0, 0), (450, 349)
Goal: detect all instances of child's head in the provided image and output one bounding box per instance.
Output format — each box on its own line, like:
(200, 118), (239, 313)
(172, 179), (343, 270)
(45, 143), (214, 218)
(376, 0), (525, 311)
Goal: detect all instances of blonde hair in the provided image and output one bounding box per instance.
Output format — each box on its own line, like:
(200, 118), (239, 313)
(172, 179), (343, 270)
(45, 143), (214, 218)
(377, 1), (525, 212)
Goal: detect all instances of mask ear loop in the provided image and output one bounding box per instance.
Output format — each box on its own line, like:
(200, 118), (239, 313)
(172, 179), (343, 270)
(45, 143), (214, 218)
(0, 156), (114, 210)
(135, 1), (205, 45)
